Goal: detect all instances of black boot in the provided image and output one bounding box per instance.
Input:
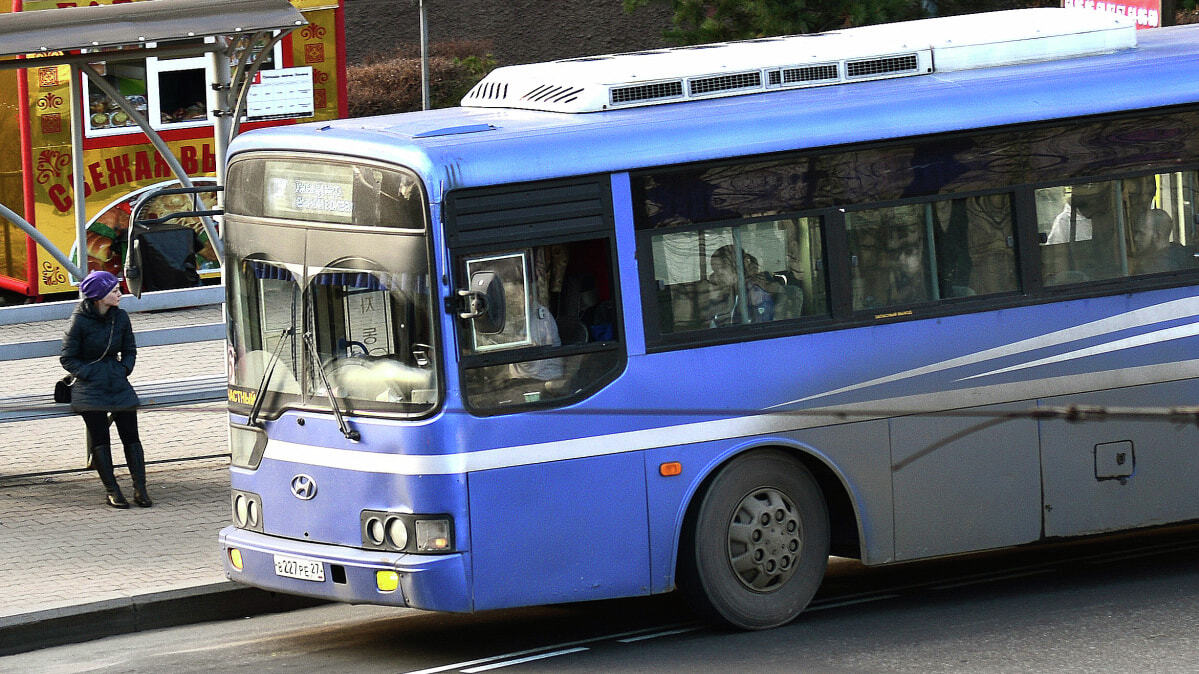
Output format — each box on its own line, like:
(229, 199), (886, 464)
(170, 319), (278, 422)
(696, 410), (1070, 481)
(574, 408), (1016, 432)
(92, 445), (129, 509)
(107, 489), (130, 509)
(125, 442), (153, 508)
(133, 486), (153, 508)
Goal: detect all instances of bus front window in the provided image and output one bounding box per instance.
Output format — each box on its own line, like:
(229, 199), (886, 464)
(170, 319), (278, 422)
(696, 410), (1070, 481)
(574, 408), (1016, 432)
(225, 156), (437, 422)
(227, 231), (306, 418)
(305, 258), (438, 412)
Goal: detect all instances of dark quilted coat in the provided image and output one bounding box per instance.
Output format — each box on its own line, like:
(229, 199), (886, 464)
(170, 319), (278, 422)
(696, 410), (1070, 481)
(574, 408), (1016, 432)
(59, 300), (139, 412)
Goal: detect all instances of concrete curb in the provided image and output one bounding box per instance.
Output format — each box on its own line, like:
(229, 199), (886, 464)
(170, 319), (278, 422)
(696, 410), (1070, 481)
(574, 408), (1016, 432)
(0, 581), (325, 656)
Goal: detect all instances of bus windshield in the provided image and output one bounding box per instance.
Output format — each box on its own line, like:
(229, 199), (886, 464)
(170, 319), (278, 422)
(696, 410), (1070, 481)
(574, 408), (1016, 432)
(224, 157), (437, 419)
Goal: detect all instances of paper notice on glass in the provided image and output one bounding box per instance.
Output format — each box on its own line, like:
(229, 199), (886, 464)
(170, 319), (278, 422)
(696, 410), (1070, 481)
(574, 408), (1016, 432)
(246, 67), (315, 121)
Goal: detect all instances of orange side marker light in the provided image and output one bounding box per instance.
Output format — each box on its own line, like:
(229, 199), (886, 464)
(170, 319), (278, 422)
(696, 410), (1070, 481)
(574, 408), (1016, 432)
(659, 461), (682, 477)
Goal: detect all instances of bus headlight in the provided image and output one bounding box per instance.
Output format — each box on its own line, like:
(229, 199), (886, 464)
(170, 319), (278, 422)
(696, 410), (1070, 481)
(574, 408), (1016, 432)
(361, 510), (453, 553)
(365, 516), (386, 545)
(386, 517), (408, 549)
(231, 489), (264, 532)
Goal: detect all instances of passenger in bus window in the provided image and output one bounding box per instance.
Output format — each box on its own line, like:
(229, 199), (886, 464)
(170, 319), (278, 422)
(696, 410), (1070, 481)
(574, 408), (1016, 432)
(1042, 182), (1124, 285)
(508, 303), (565, 381)
(1046, 188), (1099, 243)
(707, 245), (776, 326)
(885, 226), (931, 306)
(1130, 208), (1194, 275)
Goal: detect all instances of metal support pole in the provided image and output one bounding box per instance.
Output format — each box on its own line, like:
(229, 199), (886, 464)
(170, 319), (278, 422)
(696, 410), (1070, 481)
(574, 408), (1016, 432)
(210, 43), (232, 229)
(68, 64), (88, 281)
(419, 0), (430, 110)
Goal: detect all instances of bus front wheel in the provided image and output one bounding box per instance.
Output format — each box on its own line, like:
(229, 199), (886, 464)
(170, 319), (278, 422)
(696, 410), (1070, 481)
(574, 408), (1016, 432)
(680, 450), (830, 630)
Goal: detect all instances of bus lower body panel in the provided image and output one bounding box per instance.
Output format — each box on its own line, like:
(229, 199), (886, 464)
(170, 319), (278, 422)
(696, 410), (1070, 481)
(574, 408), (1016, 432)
(219, 526), (472, 612)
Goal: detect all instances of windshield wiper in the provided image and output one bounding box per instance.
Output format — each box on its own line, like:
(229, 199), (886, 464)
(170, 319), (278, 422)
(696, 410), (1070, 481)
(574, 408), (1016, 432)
(247, 327), (293, 428)
(305, 332), (361, 441)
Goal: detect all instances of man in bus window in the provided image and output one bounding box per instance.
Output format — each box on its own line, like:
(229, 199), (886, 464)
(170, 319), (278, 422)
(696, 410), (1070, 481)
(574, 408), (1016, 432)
(1130, 208), (1193, 275)
(707, 245), (775, 326)
(881, 225), (930, 306)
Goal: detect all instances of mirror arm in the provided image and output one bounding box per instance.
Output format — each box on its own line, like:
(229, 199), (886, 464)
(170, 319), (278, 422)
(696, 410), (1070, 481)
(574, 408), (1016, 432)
(456, 288), (489, 320)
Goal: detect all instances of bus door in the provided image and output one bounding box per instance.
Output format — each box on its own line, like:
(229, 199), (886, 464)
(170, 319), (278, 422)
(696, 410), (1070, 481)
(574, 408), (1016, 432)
(445, 178), (640, 609)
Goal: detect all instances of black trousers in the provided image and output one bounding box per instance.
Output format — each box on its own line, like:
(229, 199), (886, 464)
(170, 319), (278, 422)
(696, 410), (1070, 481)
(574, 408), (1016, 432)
(81, 410), (140, 447)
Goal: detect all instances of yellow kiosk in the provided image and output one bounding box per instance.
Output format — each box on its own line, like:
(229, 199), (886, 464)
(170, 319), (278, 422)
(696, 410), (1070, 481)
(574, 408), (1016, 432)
(0, 0), (346, 298)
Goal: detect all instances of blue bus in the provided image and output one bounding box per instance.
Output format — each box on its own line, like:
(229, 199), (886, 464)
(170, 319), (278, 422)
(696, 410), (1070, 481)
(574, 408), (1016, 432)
(213, 9), (1199, 629)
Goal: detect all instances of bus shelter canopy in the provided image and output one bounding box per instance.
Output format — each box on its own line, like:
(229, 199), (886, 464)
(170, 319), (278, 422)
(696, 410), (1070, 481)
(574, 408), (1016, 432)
(0, 0), (305, 66)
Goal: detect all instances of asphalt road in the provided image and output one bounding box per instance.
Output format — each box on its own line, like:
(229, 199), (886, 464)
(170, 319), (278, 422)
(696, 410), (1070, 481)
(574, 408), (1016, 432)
(5, 525), (1199, 673)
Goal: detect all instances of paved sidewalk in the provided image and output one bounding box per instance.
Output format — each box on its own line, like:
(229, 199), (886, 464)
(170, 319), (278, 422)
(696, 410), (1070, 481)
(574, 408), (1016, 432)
(0, 303), (318, 656)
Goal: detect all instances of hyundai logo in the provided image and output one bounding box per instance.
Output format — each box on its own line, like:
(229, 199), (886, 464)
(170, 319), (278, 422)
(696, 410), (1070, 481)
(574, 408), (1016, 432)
(290, 474), (317, 500)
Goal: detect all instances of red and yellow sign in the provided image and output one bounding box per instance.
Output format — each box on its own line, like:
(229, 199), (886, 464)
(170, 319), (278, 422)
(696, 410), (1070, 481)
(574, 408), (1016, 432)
(30, 135), (221, 290)
(1061, 0), (1162, 29)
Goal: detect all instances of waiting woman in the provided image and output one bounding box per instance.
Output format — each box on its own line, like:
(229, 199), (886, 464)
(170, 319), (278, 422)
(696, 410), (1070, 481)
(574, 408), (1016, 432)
(60, 271), (151, 508)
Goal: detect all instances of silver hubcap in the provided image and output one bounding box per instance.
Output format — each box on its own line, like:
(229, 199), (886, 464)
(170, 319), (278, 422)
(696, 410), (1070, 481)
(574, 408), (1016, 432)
(727, 487), (802, 592)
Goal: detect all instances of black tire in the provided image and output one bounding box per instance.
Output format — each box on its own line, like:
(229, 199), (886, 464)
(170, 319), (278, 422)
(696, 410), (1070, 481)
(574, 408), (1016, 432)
(679, 450), (830, 630)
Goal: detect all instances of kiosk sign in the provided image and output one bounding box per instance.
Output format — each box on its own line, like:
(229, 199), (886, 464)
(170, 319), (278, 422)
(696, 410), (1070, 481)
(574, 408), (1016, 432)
(247, 67), (316, 121)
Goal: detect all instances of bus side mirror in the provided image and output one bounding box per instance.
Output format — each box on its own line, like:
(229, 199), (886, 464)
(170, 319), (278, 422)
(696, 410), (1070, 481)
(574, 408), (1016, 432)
(458, 270), (506, 334)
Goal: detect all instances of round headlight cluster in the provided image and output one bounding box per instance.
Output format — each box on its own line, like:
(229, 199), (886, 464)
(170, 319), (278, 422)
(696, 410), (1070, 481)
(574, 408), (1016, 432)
(233, 492), (262, 529)
(363, 514), (409, 550)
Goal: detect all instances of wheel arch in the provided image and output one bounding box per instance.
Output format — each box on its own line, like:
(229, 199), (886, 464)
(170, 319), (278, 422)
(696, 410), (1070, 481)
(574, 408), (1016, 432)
(671, 439), (863, 587)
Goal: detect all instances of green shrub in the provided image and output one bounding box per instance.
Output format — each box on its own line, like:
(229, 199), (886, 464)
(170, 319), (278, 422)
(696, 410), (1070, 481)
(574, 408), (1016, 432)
(348, 41), (496, 117)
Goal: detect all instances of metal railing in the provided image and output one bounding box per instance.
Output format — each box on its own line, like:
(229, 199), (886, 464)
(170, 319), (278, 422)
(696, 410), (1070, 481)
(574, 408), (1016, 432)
(0, 285), (227, 422)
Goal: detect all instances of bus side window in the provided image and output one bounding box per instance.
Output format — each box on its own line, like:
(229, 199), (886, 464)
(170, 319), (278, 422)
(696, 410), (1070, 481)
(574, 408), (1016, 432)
(848, 195), (1018, 311)
(847, 205), (933, 310)
(1039, 172), (1199, 285)
(930, 195), (1018, 297)
(460, 238), (624, 412)
(1038, 180), (1124, 285)
(1126, 172), (1199, 276)
(650, 216), (825, 334)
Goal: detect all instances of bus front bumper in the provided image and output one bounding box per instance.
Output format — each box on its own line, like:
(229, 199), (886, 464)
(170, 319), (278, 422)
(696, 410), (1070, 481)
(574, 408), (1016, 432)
(219, 526), (472, 613)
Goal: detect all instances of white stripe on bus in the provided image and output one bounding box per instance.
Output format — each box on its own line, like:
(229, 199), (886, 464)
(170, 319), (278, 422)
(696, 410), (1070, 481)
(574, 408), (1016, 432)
(772, 296), (1199, 408)
(261, 359), (1199, 476)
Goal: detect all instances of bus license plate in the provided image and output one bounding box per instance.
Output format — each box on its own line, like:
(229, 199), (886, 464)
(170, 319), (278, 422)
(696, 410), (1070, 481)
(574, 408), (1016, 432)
(273, 554), (325, 582)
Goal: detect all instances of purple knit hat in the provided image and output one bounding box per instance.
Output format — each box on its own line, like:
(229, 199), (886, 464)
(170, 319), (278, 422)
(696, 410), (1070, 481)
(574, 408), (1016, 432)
(80, 271), (120, 300)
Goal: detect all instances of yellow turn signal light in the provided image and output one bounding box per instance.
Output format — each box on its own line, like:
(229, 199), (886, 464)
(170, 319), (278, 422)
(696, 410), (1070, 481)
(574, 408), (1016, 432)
(659, 461), (682, 477)
(376, 570), (399, 592)
(229, 548), (243, 570)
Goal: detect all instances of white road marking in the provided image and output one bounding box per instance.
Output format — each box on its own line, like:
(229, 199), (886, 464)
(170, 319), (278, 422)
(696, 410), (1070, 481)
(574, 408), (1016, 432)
(399, 624), (687, 674)
(460, 647), (589, 672)
(616, 626), (700, 642)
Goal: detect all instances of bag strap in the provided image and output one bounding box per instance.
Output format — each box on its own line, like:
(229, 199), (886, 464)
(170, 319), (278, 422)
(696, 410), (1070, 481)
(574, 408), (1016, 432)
(67, 314), (117, 382)
(96, 317), (116, 362)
